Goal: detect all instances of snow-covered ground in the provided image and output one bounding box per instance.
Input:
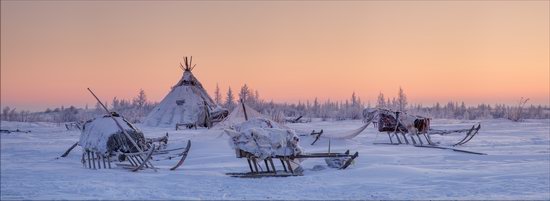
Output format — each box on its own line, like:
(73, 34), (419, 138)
(1, 119), (549, 200)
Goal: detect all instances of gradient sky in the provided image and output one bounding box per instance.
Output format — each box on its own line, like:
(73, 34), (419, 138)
(1, 1), (549, 111)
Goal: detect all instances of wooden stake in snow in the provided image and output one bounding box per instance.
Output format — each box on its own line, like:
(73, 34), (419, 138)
(241, 99), (248, 121)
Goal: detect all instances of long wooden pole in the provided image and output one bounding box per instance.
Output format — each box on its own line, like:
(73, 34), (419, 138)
(240, 99), (248, 121)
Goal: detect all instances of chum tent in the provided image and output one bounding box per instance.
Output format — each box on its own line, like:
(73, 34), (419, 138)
(144, 56), (228, 128)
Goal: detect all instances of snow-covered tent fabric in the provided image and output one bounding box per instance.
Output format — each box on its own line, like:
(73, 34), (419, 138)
(143, 57), (228, 127)
(79, 115), (145, 153)
(213, 102), (290, 131)
(212, 102), (267, 130)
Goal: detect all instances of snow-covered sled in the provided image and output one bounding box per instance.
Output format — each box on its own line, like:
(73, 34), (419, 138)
(75, 114), (191, 171)
(224, 118), (358, 178)
(363, 108), (481, 146)
(58, 89), (192, 172)
(227, 148), (358, 178)
(363, 108), (485, 155)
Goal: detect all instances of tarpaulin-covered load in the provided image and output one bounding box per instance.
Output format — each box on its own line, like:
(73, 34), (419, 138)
(224, 118), (303, 160)
(375, 109), (430, 134)
(79, 115), (145, 153)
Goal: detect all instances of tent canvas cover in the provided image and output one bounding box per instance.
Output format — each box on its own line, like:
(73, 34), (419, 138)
(144, 57), (227, 127)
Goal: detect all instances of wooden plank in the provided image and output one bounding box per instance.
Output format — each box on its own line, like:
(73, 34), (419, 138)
(91, 152), (96, 169)
(107, 155), (111, 169)
(86, 151), (91, 168)
(102, 154), (106, 169)
(97, 153), (101, 169)
(269, 158), (276, 174)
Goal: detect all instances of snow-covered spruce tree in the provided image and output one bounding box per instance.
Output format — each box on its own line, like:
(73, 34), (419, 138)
(376, 92), (386, 108)
(130, 89), (148, 123)
(397, 87), (408, 112)
(133, 89), (147, 109)
(312, 97), (320, 117)
(225, 87), (235, 110)
(1, 106), (10, 121)
(349, 92), (363, 119)
(214, 83), (222, 105)
(239, 84), (251, 105)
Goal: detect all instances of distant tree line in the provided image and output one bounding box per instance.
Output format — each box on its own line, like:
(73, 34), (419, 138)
(1, 86), (548, 123)
(1, 89), (156, 123)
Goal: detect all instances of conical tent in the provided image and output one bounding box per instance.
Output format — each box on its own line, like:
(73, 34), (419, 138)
(212, 101), (266, 129)
(144, 57), (227, 127)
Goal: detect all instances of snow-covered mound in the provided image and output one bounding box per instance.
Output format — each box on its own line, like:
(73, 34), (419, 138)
(224, 118), (303, 160)
(79, 115), (144, 153)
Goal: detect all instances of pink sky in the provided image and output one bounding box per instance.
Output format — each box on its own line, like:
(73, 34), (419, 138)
(1, 1), (549, 111)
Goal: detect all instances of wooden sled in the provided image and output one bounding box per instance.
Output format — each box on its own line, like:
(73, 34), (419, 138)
(227, 149), (359, 178)
(63, 88), (192, 172)
(365, 108), (481, 146)
(80, 139), (192, 172)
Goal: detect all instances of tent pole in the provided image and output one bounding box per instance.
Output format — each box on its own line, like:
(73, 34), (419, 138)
(240, 99), (248, 121)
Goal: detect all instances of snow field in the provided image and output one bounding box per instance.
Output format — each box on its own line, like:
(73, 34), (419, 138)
(1, 119), (549, 200)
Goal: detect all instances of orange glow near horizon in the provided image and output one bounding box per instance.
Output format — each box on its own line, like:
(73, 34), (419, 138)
(1, 1), (549, 111)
